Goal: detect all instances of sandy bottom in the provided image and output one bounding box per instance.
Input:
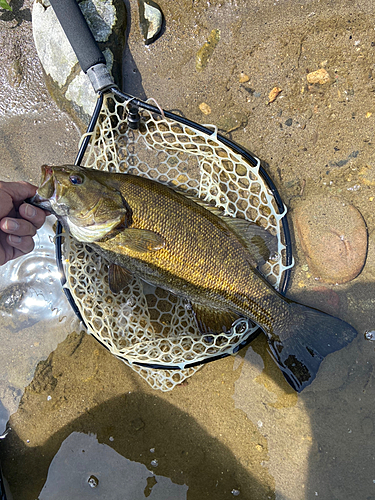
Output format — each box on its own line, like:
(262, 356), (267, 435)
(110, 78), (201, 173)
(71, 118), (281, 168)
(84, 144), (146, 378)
(0, 0), (375, 499)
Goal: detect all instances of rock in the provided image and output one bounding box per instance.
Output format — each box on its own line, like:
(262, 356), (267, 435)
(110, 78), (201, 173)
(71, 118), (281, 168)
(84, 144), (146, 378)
(306, 68), (330, 84)
(196, 29), (220, 72)
(217, 111), (248, 133)
(239, 72), (250, 83)
(293, 195), (368, 284)
(138, 0), (163, 45)
(199, 102), (211, 115)
(359, 164), (375, 187)
(32, 0), (126, 131)
(268, 86), (282, 103)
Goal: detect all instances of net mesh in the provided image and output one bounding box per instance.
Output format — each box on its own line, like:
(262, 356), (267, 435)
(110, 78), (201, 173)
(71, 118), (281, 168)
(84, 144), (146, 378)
(61, 93), (292, 391)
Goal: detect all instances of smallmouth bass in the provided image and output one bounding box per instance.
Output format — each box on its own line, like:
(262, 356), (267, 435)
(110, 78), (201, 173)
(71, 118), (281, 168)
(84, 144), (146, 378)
(31, 165), (357, 391)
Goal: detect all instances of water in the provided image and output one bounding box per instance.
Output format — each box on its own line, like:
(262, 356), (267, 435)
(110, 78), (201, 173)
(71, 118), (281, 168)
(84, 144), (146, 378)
(0, 217), (79, 433)
(1, 0), (375, 499)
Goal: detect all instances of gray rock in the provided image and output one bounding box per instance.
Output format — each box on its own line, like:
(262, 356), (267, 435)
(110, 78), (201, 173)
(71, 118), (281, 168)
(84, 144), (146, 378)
(32, 0), (126, 131)
(217, 111), (248, 133)
(138, 0), (163, 45)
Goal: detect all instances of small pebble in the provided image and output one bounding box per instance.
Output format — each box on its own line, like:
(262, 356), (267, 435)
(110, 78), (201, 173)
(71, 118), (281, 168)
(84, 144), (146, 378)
(306, 68), (330, 84)
(268, 86), (282, 103)
(217, 112), (248, 132)
(199, 102), (212, 115)
(151, 459), (158, 467)
(88, 475), (99, 488)
(130, 417), (145, 431)
(285, 118), (293, 126)
(239, 72), (250, 83)
(365, 331), (375, 342)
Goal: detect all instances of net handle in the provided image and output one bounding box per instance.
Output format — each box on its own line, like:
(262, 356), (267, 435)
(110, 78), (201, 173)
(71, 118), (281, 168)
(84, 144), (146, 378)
(49, 0), (114, 92)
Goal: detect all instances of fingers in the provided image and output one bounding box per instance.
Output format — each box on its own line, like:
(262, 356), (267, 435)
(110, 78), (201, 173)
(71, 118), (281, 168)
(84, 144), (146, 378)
(6, 234), (35, 256)
(0, 203), (47, 262)
(0, 216), (37, 238)
(0, 232), (34, 266)
(19, 203), (48, 229)
(0, 181), (37, 206)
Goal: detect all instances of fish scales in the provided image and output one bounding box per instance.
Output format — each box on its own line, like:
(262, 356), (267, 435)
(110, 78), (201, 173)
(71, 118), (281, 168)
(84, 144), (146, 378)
(94, 172), (280, 331)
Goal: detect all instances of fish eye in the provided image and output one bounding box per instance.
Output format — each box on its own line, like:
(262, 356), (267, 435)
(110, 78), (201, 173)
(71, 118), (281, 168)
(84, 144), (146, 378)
(69, 174), (83, 185)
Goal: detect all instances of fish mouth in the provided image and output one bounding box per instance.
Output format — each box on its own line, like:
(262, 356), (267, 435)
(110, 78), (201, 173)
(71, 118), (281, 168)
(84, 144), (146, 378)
(29, 165), (55, 211)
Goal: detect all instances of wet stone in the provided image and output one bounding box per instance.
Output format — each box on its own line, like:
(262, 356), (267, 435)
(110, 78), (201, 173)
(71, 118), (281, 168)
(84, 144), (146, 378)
(293, 195), (368, 284)
(138, 0), (163, 45)
(217, 112), (248, 133)
(32, 0), (126, 131)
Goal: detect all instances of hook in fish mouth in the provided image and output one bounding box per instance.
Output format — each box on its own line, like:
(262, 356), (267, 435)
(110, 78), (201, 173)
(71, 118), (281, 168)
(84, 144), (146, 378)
(29, 165), (55, 211)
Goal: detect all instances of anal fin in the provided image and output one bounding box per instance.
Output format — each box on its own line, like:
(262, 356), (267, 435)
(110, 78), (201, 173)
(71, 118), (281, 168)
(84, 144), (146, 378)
(192, 303), (240, 334)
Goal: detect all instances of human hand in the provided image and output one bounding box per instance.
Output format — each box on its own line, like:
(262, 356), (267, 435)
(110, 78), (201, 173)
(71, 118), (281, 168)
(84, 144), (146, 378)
(0, 180), (48, 266)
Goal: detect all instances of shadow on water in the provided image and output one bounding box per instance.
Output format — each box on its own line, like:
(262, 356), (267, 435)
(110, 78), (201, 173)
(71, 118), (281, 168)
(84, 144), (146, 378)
(0, 391), (274, 500)
(0, 280), (373, 499)
(122, 0), (147, 101)
(301, 282), (375, 499)
(232, 279), (375, 499)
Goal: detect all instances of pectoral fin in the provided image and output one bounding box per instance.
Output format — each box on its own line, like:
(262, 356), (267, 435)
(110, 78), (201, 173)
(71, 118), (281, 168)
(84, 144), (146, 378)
(111, 228), (165, 253)
(192, 303), (240, 334)
(108, 264), (134, 294)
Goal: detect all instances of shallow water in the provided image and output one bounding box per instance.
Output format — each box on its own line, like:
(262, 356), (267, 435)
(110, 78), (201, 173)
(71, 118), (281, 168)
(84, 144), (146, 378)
(1, 0), (375, 499)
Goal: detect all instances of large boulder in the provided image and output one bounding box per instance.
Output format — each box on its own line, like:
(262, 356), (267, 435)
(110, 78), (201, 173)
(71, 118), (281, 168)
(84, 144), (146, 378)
(293, 194), (368, 284)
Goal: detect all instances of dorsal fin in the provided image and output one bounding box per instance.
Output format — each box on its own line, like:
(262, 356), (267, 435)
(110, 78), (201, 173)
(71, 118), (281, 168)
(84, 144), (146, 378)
(224, 218), (278, 266)
(182, 192), (278, 266)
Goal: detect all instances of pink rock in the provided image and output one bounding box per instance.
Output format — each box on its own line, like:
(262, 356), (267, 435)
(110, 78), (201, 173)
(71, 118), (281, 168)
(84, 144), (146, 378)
(293, 195), (368, 284)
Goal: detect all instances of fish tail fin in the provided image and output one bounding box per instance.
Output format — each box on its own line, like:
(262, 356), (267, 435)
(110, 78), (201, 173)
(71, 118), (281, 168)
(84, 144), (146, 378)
(266, 302), (357, 392)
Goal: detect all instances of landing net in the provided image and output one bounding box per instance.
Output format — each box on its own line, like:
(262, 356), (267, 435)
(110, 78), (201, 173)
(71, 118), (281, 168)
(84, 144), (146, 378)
(61, 92), (292, 391)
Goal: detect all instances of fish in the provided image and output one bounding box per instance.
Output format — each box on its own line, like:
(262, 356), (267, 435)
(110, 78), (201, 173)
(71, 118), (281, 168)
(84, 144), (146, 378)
(30, 164), (357, 391)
